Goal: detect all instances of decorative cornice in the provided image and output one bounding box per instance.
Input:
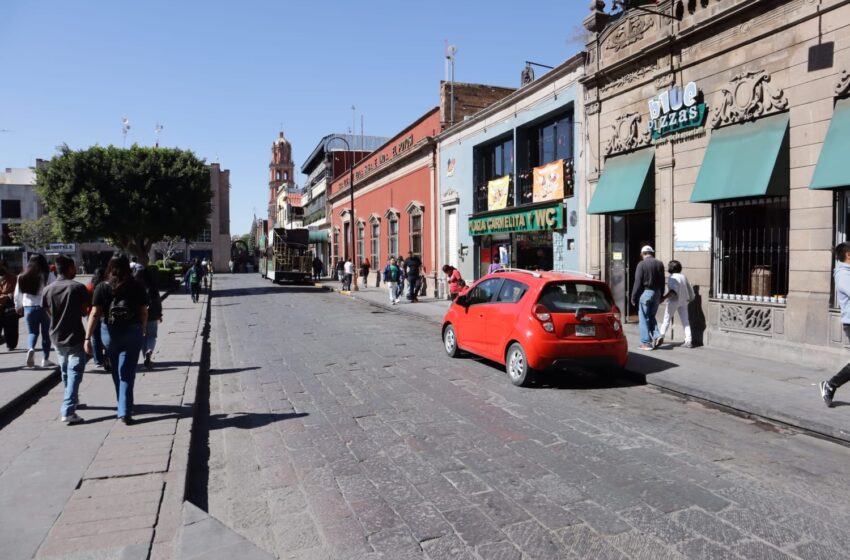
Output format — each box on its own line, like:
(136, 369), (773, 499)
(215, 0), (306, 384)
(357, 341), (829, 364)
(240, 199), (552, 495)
(603, 112), (651, 157)
(600, 63), (657, 94)
(441, 188), (459, 205)
(710, 69), (788, 128)
(586, 102), (601, 116)
(604, 16), (654, 52)
(836, 70), (850, 98)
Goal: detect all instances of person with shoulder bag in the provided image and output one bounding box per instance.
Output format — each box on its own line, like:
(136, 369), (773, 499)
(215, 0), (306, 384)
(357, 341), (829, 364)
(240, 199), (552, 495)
(442, 265), (465, 301)
(14, 254), (56, 367)
(85, 255), (150, 425)
(0, 261), (19, 351)
(657, 260), (695, 349)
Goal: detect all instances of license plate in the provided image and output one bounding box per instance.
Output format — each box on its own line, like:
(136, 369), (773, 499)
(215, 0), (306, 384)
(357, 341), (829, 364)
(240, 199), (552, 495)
(575, 325), (596, 337)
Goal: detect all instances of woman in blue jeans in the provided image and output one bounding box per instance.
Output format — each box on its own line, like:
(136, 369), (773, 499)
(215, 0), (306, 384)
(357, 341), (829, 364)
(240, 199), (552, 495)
(84, 255), (149, 424)
(14, 254), (56, 368)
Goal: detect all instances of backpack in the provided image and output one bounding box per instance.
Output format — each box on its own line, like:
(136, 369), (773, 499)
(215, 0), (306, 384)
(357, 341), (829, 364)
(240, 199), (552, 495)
(188, 267), (200, 284)
(108, 292), (136, 327)
(457, 278), (467, 288)
(387, 265), (399, 283)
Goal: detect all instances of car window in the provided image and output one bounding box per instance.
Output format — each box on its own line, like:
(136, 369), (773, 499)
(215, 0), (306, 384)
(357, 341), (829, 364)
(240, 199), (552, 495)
(536, 282), (613, 313)
(496, 279), (528, 304)
(468, 278), (502, 305)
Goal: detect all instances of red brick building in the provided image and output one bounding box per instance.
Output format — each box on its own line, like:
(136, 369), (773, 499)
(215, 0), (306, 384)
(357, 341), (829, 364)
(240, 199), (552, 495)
(329, 82), (514, 291)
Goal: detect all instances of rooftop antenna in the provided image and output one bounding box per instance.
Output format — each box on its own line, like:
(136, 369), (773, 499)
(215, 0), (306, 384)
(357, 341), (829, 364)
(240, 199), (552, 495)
(351, 105), (356, 144)
(154, 122), (164, 148)
(445, 43), (457, 125)
(121, 117), (131, 147)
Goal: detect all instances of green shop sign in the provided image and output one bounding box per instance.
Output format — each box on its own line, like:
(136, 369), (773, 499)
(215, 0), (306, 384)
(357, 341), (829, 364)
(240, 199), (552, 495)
(469, 204), (563, 236)
(648, 81), (707, 140)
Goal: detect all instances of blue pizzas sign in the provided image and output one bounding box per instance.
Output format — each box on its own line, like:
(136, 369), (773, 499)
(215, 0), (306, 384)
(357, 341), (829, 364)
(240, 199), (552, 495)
(648, 81), (707, 140)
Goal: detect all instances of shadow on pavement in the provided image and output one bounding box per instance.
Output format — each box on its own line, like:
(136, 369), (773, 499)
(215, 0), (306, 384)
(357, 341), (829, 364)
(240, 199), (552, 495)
(624, 351), (679, 378)
(209, 366), (261, 375)
(214, 286), (325, 298)
(209, 411), (308, 430)
(472, 357), (637, 390)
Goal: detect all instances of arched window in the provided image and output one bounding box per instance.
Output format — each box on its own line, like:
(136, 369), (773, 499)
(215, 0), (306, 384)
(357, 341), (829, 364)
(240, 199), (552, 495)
(275, 170), (281, 181)
(386, 210), (399, 258)
(357, 220), (365, 266)
(406, 202), (424, 258)
(369, 216), (380, 268)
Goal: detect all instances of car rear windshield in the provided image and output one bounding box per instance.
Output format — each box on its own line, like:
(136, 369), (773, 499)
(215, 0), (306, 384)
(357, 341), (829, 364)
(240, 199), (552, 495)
(536, 282), (613, 313)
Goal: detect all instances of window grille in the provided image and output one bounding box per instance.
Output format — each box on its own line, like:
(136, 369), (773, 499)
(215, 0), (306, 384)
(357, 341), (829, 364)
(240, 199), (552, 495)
(409, 213), (422, 257)
(370, 221), (380, 268)
(713, 196), (789, 302)
(357, 222), (365, 266)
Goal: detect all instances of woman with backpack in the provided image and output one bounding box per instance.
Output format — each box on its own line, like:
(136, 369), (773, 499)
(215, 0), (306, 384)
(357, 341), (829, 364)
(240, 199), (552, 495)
(442, 265), (465, 301)
(657, 259), (695, 349)
(84, 255), (149, 424)
(136, 267), (162, 370)
(184, 259), (204, 303)
(384, 258), (401, 304)
(14, 254), (56, 368)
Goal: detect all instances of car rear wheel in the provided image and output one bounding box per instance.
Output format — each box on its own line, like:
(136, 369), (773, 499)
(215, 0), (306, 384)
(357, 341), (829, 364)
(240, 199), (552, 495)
(506, 342), (535, 387)
(443, 325), (460, 358)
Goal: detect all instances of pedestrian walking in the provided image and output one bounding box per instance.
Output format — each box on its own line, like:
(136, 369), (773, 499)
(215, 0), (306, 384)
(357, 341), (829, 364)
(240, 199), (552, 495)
(136, 267), (162, 370)
(85, 255), (149, 425)
(488, 250), (504, 274)
(43, 256), (90, 425)
(130, 256), (143, 274)
(14, 254), (56, 368)
(821, 242), (850, 407)
(360, 258), (371, 289)
(86, 268), (107, 370)
(184, 259), (204, 303)
(312, 256), (323, 280)
(384, 258), (401, 304)
(657, 260), (695, 349)
(335, 258), (345, 282)
(403, 251), (422, 303)
(229, 259), (235, 274)
(342, 258), (354, 291)
(443, 264), (465, 301)
(0, 261), (19, 351)
(630, 245), (665, 351)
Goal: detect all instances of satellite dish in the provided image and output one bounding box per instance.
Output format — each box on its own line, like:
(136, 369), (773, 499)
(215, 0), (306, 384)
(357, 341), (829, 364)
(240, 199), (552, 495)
(521, 64), (535, 86)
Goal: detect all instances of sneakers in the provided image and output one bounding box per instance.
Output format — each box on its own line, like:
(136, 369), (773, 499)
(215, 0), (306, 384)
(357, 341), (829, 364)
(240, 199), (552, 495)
(41, 358), (56, 368)
(144, 351), (153, 370)
(639, 344), (654, 351)
(653, 336), (664, 349)
(119, 416), (134, 425)
(683, 342), (694, 348)
(61, 414), (84, 425)
(820, 381), (835, 408)
(26, 349), (35, 367)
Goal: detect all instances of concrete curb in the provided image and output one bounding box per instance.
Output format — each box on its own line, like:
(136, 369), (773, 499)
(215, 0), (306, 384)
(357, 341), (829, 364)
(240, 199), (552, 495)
(0, 368), (59, 420)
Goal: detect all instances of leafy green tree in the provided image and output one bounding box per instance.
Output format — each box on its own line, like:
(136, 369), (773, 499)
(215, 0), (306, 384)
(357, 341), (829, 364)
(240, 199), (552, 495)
(9, 215), (59, 253)
(37, 144), (212, 264)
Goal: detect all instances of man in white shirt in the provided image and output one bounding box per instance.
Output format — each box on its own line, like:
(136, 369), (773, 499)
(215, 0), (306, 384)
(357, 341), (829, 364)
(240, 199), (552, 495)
(342, 258), (354, 291)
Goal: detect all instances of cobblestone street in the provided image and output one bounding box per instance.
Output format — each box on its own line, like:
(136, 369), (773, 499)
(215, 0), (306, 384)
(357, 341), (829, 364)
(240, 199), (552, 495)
(206, 274), (850, 560)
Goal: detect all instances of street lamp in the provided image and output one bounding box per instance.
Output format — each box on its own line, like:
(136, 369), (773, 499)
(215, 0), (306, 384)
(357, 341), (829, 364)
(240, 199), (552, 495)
(325, 135), (358, 291)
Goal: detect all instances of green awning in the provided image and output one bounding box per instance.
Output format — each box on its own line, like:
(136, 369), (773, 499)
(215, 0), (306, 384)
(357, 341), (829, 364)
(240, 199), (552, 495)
(587, 148), (655, 214)
(308, 230), (329, 243)
(690, 112), (789, 203)
(810, 97), (850, 190)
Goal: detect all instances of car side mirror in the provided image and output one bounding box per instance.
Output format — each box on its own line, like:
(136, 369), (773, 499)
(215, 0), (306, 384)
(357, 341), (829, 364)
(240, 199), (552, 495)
(455, 294), (469, 307)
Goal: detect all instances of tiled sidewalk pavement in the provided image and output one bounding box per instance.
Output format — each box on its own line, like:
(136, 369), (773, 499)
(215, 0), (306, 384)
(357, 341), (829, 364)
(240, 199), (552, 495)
(0, 288), (208, 560)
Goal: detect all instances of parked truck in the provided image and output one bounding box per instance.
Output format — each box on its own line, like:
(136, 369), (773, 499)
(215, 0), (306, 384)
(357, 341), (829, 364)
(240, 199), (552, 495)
(258, 227), (312, 283)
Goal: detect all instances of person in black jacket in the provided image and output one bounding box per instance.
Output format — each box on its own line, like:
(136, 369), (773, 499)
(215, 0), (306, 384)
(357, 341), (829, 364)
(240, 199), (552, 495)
(630, 245), (666, 351)
(136, 267), (162, 370)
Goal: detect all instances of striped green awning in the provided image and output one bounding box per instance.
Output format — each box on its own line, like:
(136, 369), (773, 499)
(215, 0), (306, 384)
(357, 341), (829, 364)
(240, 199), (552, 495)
(810, 97), (850, 190)
(587, 148), (655, 215)
(690, 112), (789, 202)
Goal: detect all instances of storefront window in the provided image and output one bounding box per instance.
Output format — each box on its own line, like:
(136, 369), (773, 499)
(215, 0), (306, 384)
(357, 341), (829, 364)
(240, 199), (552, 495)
(409, 212), (422, 257)
(713, 197), (789, 301)
(474, 136), (514, 213)
(832, 190), (850, 307)
(357, 222), (365, 266)
(519, 112), (573, 204)
(370, 220), (380, 268)
(388, 215), (399, 257)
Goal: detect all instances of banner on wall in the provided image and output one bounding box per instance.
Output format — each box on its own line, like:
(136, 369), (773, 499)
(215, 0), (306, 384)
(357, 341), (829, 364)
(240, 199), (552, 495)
(487, 175), (510, 211)
(532, 160), (565, 203)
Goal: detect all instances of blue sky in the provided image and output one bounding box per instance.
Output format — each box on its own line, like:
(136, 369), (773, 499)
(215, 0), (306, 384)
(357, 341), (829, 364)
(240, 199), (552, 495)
(0, 1), (586, 235)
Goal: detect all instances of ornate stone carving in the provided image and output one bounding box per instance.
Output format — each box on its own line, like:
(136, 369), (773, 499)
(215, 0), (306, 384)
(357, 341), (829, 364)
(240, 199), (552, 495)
(605, 16), (655, 52)
(710, 70), (789, 128)
(586, 102), (600, 116)
(603, 112), (651, 156)
(836, 70), (850, 98)
(718, 303), (773, 335)
(654, 72), (675, 89)
(600, 64), (657, 93)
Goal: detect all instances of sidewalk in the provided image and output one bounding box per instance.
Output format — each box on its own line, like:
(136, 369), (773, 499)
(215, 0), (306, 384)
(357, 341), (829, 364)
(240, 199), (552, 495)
(320, 279), (850, 445)
(0, 287), (208, 560)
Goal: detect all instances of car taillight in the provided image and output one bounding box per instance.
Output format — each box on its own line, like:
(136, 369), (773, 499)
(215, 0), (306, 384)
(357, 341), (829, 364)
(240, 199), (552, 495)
(533, 304), (554, 332)
(611, 305), (622, 323)
(612, 320), (621, 332)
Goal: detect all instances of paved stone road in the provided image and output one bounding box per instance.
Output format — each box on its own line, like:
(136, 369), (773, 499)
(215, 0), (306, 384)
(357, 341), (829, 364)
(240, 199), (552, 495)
(206, 274), (850, 560)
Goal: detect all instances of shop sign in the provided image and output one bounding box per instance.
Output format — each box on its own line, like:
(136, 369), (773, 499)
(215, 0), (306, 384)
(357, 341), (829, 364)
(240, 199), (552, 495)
(487, 175), (510, 211)
(48, 243), (76, 253)
(469, 204), (563, 236)
(648, 81), (707, 140)
(673, 217), (711, 252)
(532, 160), (565, 203)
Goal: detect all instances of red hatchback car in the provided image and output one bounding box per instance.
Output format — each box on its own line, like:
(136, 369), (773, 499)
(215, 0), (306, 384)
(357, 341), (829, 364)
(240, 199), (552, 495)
(441, 269), (628, 386)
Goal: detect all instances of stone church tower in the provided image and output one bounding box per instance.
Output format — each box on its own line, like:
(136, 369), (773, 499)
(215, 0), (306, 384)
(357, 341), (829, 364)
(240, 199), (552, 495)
(268, 131), (294, 228)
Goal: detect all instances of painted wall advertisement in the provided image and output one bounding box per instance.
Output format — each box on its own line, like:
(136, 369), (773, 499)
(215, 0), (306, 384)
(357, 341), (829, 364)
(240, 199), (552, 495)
(487, 175), (510, 211)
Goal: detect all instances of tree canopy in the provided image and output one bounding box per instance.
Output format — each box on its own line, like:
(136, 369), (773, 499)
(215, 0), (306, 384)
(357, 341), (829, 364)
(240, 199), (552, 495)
(37, 145), (212, 262)
(9, 216), (59, 253)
